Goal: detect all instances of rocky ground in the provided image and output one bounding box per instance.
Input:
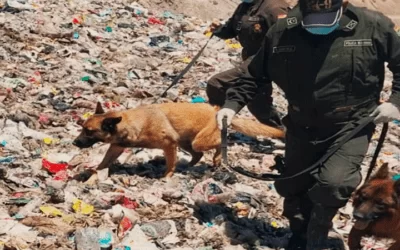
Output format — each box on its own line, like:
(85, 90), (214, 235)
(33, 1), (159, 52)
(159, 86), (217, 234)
(0, 0), (399, 249)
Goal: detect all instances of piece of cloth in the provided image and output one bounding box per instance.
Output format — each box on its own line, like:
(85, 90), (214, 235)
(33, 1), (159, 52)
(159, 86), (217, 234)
(370, 102), (400, 124)
(222, 3), (400, 127)
(206, 67), (282, 128)
(213, 0), (289, 59)
(303, 21), (339, 35)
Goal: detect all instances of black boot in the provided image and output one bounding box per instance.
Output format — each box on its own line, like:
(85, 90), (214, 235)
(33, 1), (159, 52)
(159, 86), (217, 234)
(286, 231), (307, 250)
(283, 196), (312, 250)
(306, 204), (345, 250)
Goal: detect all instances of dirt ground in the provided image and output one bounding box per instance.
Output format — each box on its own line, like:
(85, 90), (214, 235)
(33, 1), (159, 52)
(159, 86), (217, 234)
(139, 0), (400, 24)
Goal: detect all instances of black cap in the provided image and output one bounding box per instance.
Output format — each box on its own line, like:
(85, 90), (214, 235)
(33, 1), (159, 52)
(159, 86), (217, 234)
(301, 0), (343, 28)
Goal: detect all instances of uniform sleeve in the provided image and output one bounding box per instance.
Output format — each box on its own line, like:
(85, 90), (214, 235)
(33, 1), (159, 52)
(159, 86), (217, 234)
(260, 3), (289, 31)
(213, 5), (241, 39)
(376, 15), (400, 107)
(222, 34), (271, 113)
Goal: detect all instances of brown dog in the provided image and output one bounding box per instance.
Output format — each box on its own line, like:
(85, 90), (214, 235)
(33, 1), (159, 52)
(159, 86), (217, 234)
(72, 102), (284, 178)
(348, 163), (400, 250)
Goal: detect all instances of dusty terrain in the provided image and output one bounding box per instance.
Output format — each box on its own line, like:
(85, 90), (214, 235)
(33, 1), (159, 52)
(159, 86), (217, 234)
(0, 0), (399, 249)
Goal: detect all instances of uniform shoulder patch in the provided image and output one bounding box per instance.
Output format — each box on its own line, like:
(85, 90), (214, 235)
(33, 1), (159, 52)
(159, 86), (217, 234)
(286, 17), (298, 26)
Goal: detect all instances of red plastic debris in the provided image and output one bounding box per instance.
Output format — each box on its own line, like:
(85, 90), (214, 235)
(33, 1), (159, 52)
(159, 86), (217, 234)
(12, 192), (25, 198)
(104, 101), (120, 109)
(42, 158), (68, 174)
(122, 197), (139, 210)
(118, 217), (133, 238)
(72, 18), (81, 24)
(39, 114), (49, 123)
(53, 170), (69, 181)
(148, 17), (164, 25)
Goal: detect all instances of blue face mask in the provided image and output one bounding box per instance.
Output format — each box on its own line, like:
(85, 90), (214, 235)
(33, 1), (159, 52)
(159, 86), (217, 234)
(304, 22), (340, 35)
(241, 0), (254, 3)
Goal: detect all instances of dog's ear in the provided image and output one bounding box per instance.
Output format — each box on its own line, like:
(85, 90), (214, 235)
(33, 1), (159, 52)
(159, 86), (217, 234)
(372, 162), (389, 180)
(95, 102), (105, 114)
(101, 117), (122, 133)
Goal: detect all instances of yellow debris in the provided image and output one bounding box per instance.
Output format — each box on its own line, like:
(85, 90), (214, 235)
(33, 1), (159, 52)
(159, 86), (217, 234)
(82, 112), (93, 119)
(40, 206), (63, 217)
(181, 57), (191, 64)
(72, 199), (94, 215)
(43, 137), (53, 145)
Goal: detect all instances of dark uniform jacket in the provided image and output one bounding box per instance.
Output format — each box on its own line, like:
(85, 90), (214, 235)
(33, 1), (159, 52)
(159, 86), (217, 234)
(213, 0), (289, 60)
(223, 3), (400, 127)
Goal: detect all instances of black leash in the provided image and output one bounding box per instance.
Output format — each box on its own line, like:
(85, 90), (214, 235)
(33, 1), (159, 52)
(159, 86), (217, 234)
(221, 116), (389, 181)
(365, 121), (389, 181)
(154, 34), (214, 103)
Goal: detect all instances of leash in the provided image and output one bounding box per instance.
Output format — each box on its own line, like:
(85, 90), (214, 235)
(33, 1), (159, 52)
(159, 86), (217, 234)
(221, 116), (389, 181)
(154, 34), (214, 104)
(365, 121), (389, 181)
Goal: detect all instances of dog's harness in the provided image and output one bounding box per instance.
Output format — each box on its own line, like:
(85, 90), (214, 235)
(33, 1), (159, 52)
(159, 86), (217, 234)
(221, 116), (389, 181)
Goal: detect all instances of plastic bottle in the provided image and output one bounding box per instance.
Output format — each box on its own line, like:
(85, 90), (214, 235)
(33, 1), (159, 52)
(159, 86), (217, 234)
(98, 228), (113, 250)
(75, 227), (100, 250)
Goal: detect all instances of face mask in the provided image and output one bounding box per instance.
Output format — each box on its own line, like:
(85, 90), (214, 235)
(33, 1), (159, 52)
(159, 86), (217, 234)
(304, 22), (340, 35)
(241, 0), (254, 3)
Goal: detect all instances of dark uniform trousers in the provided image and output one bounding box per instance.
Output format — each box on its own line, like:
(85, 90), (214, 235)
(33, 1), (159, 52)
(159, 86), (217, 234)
(275, 115), (375, 236)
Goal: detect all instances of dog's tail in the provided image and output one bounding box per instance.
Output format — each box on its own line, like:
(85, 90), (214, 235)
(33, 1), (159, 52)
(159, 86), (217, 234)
(231, 118), (285, 139)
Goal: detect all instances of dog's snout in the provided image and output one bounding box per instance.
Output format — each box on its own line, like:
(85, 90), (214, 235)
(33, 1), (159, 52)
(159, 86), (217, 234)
(72, 139), (81, 147)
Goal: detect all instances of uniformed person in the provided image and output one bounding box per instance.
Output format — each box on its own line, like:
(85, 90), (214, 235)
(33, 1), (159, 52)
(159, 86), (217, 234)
(206, 0), (290, 128)
(216, 0), (400, 249)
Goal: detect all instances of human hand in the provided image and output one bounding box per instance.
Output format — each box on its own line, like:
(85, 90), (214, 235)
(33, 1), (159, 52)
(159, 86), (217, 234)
(209, 20), (221, 33)
(216, 108), (236, 130)
(370, 102), (400, 124)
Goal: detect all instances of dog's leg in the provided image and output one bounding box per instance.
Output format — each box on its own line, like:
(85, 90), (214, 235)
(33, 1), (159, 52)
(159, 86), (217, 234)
(192, 122), (221, 152)
(192, 122), (221, 167)
(97, 144), (126, 170)
(348, 228), (365, 250)
(163, 144), (178, 178)
(180, 142), (203, 166)
(388, 241), (400, 250)
(213, 147), (222, 167)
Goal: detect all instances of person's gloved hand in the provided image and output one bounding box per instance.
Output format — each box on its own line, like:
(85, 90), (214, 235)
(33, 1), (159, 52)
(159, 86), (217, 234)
(370, 102), (400, 124)
(209, 20), (221, 33)
(216, 108), (236, 130)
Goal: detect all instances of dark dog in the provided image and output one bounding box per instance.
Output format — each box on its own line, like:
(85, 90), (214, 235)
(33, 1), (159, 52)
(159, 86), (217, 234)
(348, 162), (400, 250)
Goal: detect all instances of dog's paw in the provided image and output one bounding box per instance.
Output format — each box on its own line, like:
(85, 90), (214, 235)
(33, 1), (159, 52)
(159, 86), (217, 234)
(164, 172), (174, 178)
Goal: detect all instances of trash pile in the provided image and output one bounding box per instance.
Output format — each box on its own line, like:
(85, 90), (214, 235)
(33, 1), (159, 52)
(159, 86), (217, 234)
(0, 0), (399, 249)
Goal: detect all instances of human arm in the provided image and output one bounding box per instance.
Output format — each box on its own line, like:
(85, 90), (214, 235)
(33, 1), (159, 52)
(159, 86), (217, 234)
(223, 35), (271, 113)
(259, 2), (289, 31)
(370, 15), (400, 123)
(216, 34), (271, 129)
(212, 4), (242, 39)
